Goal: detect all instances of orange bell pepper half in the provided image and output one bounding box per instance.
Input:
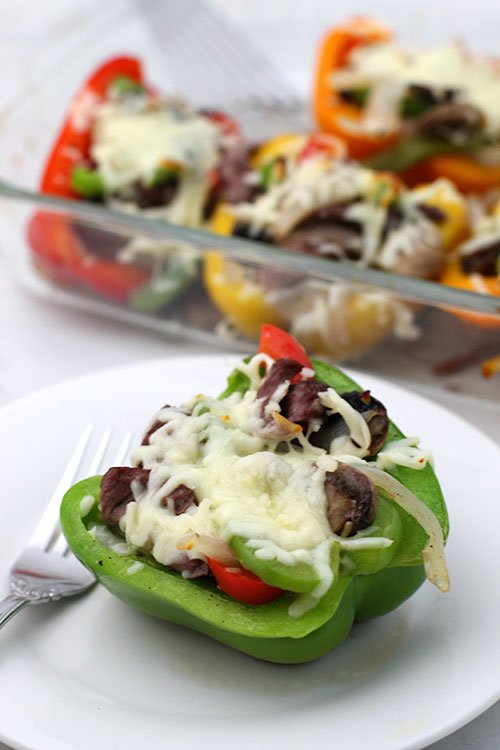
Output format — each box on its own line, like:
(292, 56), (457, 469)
(313, 17), (399, 159)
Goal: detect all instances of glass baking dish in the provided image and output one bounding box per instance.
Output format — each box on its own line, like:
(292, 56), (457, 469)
(1, 180), (499, 402)
(0, 0), (499, 404)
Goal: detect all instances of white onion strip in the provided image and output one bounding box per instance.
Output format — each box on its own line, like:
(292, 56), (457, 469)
(177, 533), (238, 566)
(354, 465), (450, 592)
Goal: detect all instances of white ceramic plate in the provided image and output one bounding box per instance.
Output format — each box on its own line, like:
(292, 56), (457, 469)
(0, 356), (499, 750)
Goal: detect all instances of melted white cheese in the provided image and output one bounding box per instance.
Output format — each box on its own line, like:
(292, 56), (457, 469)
(375, 437), (432, 471)
(91, 100), (220, 226)
(229, 160), (373, 241)
(79, 494), (95, 517)
(118, 354), (434, 615)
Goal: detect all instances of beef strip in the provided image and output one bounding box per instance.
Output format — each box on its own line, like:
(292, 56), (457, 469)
(72, 223), (129, 261)
(256, 359), (303, 411)
(215, 142), (258, 204)
(170, 558), (209, 579)
(100, 466), (150, 526)
(280, 380), (329, 424)
(160, 485), (198, 515)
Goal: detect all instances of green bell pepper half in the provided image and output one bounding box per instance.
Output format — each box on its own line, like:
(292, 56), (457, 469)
(60, 358), (448, 664)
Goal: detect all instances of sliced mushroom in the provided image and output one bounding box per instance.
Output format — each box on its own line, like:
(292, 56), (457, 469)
(342, 391), (389, 455)
(460, 239), (500, 276)
(310, 390), (389, 457)
(409, 102), (485, 142)
(324, 462), (377, 536)
(279, 203), (364, 261)
(100, 466), (150, 526)
(133, 177), (178, 209)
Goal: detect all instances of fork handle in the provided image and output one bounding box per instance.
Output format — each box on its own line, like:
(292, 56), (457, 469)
(0, 592), (30, 630)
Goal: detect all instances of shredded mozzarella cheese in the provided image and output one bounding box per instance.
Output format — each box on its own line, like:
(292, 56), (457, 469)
(108, 353), (446, 613)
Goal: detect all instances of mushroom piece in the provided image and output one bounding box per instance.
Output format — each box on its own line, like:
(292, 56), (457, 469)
(278, 203), (364, 262)
(310, 390), (389, 457)
(460, 238), (500, 276)
(409, 102), (485, 142)
(324, 462), (377, 536)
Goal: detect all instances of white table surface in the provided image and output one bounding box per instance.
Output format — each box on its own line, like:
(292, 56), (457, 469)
(0, 2), (498, 749)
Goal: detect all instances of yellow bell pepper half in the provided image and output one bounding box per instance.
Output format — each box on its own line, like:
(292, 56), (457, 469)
(204, 207), (284, 339)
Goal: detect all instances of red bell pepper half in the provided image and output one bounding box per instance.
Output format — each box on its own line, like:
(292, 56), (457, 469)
(29, 56), (151, 302)
(40, 56), (144, 199)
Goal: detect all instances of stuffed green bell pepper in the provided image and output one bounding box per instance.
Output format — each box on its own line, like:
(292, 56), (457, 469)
(61, 324), (449, 664)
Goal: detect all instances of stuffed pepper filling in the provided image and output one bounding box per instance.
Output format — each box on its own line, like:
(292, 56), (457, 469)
(97, 351), (448, 617)
(205, 149), (467, 358)
(331, 40), (500, 144)
(71, 77), (243, 226)
(229, 158), (461, 278)
(33, 57), (252, 311)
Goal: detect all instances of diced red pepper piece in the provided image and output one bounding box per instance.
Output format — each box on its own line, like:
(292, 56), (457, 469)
(207, 557), (284, 605)
(259, 325), (313, 374)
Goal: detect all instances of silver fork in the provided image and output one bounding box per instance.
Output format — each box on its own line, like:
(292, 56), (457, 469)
(0, 425), (133, 630)
(142, 0), (312, 140)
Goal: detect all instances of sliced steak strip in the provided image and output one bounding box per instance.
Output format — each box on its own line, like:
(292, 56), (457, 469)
(281, 380), (329, 424)
(100, 467), (150, 526)
(216, 142), (257, 204)
(160, 485), (198, 515)
(72, 223), (128, 261)
(256, 358), (303, 414)
(170, 557), (209, 579)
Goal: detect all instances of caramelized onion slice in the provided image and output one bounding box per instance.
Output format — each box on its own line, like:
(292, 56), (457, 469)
(352, 464), (449, 592)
